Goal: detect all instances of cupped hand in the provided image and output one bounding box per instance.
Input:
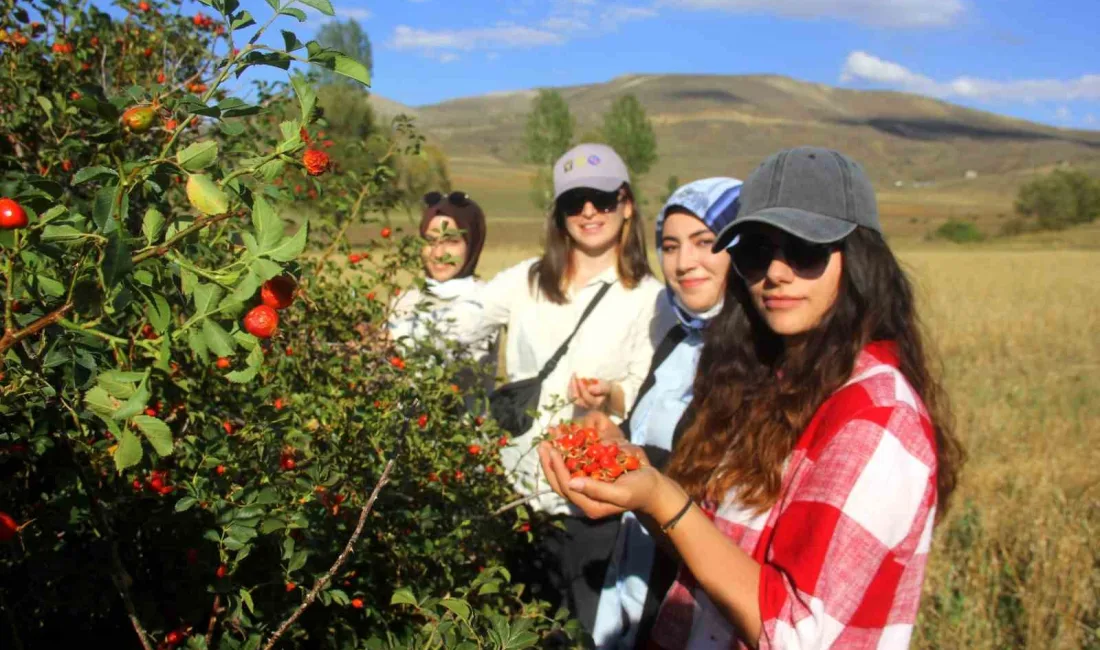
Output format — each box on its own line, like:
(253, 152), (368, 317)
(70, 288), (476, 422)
(537, 442), (660, 520)
(569, 374), (610, 411)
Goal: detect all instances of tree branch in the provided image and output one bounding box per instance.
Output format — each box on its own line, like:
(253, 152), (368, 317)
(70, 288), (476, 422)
(492, 490), (554, 516)
(260, 459), (395, 650)
(0, 303), (74, 359)
(130, 211), (236, 264)
(204, 594), (222, 647)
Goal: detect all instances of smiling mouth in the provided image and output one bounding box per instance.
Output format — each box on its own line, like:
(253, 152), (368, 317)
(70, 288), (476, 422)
(679, 277), (708, 289)
(579, 222), (604, 233)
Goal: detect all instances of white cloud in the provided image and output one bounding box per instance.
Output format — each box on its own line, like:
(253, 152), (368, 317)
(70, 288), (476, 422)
(660, 0), (964, 28)
(602, 4), (660, 24)
(1086, 114), (1097, 126)
(541, 16), (590, 31)
(1055, 106), (1072, 121)
(338, 8), (373, 20)
(439, 52), (459, 63)
(392, 24), (566, 52)
(840, 51), (1100, 102)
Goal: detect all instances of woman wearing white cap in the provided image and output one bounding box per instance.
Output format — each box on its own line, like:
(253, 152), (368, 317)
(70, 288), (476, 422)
(451, 143), (673, 635)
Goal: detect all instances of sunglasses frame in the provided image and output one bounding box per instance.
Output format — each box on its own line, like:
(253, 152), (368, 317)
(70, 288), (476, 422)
(730, 231), (839, 281)
(423, 190), (470, 208)
(555, 187), (623, 218)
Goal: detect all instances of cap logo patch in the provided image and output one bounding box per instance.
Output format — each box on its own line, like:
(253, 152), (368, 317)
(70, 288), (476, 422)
(562, 154), (603, 174)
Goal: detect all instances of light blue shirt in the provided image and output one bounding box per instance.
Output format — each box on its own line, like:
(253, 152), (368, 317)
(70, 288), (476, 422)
(592, 328), (703, 649)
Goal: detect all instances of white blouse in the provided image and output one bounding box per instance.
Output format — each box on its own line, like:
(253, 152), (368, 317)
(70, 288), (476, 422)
(451, 258), (674, 515)
(387, 277), (499, 395)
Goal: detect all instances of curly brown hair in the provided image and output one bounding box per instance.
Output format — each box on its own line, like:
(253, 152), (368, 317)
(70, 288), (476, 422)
(666, 227), (964, 518)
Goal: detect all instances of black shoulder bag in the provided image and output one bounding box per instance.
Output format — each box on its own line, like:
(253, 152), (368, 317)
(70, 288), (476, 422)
(488, 282), (612, 436)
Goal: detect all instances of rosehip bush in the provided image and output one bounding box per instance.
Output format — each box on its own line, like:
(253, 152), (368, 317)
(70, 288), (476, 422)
(0, 0), (569, 648)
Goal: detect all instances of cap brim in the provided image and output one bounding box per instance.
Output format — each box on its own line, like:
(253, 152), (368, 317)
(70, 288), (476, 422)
(554, 176), (625, 200)
(712, 208), (857, 252)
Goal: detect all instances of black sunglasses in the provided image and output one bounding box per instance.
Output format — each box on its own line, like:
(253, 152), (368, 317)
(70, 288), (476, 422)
(730, 232), (838, 280)
(556, 188), (621, 217)
(423, 191), (470, 207)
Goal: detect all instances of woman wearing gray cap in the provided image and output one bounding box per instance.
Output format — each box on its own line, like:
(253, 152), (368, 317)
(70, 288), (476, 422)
(540, 147), (964, 649)
(451, 143), (672, 634)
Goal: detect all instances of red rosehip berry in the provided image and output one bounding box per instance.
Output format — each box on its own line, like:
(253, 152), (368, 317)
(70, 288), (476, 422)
(0, 198), (29, 230)
(380, 227), (391, 239)
(351, 597), (364, 609)
(261, 274), (297, 310)
(215, 564), (228, 579)
(243, 305), (278, 338)
(418, 414), (428, 428)
(216, 357), (230, 369)
(468, 444), (481, 455)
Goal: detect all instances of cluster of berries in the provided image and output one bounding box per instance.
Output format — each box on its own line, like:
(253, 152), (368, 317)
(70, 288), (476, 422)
(548, 421), (641, 481)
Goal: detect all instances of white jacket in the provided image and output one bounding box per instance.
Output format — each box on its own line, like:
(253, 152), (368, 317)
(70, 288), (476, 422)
(451, 258), (674, 515)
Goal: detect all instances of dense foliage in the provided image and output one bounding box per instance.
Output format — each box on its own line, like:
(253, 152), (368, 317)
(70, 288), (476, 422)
(0, 0), (569, 647)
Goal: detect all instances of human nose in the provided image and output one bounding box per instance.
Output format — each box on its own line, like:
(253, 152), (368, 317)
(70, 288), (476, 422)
(763, 248), (795, 284)
(580, 201), (598, 218)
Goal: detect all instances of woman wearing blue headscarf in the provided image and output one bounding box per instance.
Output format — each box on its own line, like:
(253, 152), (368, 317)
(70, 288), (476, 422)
(590, 177), (742, 649)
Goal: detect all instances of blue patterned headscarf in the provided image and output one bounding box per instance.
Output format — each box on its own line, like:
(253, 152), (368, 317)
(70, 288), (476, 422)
(656, 177), (743, 331)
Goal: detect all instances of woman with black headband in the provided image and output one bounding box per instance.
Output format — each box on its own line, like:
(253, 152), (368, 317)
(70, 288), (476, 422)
(388, 191), (498, 396)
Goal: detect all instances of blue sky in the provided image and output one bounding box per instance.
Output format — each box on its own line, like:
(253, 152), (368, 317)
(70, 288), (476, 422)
(194, 0), (1098, 128)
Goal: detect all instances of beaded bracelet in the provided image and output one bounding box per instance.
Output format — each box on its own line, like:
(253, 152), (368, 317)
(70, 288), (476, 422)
(660, 496), (693, 533)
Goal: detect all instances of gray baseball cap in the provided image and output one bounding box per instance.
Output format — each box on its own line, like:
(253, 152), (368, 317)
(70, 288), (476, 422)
(553, 143), (630, 200)
(713, 146), (881, 251)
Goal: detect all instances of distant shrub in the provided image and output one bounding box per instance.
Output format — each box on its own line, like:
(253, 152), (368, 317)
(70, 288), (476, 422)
(1014, 169), (1100, 230)
(998, 218), (1033, 237)
(933, 219), (986, 243)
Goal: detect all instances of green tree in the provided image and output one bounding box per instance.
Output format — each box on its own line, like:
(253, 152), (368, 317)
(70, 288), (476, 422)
(1015, 168), (1100, 230)
(661, 175), (680, 204)
(316, 18), (374, 87)
(395, 144), (451, 218)
(524, 89), (574, 166)
(601, 94), (658, 179)
(317, 83), (377, 139)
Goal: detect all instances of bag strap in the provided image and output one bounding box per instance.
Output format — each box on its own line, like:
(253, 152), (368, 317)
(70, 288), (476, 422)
(537, 282), (613, 381)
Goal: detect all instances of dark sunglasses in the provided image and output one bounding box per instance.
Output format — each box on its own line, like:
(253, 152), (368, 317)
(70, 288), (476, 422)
(423, 190), (470, 207)
(730, 232), (838, 280)
(556, 188), (621, 217)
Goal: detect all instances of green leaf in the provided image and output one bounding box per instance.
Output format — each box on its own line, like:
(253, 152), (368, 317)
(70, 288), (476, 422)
(279, 7), (307, 21)
(439, 598), (471, 621)
(231, 10), (255, 29)
(287, 550), (308, 572)
(177, 141), (219, 172)
(112, 375), (150, 420)
(147, 292), (171, 332)
(291, 74), (315, 122)
(220, 121), (246, 137)
(102, 232), (133, 288)
(73, 166), (118, 186)
(194, 283), (224, 315)
(186, 174), (229, 215)
(114, 429), (143, 471)
(251, 195), (284, 252)
(225, 364), (259, 384)
(266, 221), (308, 262)
(330, 52), (371, 87)
(132, 415), (173, 456)
(93, 183), (121, 234)
(97, 370), (142, 399)
(282, 30), (305, 53)
(252, 258), (284, 281)
(36, 274), (66, 297)
(240, 589), (255, 614)
(227, 524), (258, 544)
(260, 518), (285, 534)
(85, 386), (121, 420)
(188, 328), (209, 360)
(328, 589), (350, 606)
(299, 0), (334, 15)
(202, 319), (236, 357)
(390, 587), (417, 607)
(175, 497), (198, 512)
(41, 224), (86, 242)
(142, 207), (165, 245)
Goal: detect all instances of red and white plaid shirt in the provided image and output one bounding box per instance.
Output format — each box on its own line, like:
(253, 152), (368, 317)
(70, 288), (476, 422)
(650, 342), (938, 649)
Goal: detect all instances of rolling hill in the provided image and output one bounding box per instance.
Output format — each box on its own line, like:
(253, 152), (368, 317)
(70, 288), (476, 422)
(370, 74), (1100, 235)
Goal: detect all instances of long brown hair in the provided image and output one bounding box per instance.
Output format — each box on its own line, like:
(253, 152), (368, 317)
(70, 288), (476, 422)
(529, 184), (652, 304)
(666, 227), (964, 517)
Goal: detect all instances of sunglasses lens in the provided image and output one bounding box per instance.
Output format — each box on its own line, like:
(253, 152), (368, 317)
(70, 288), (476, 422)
(557, 189), (619, 216)
(787, 239), (832, 271)
(731, 235), (774, 279)
(423, 191), (443, 206)
(447, 191), (469, 206)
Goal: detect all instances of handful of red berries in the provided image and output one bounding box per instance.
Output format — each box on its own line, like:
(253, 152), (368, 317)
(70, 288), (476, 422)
(548, 421), (642, 482)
